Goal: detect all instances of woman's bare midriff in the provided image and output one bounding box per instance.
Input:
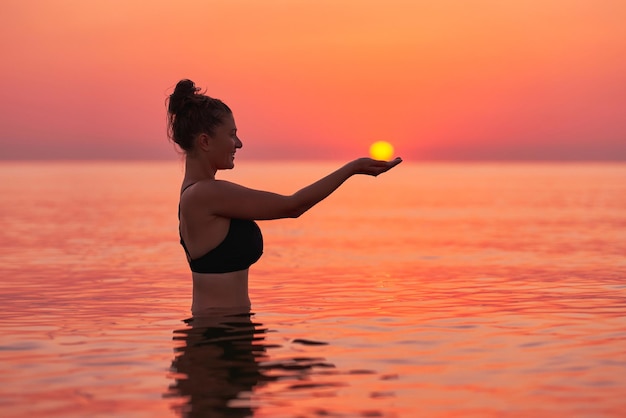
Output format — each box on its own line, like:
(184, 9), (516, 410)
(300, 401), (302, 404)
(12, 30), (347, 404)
(191, 269), (251, 314)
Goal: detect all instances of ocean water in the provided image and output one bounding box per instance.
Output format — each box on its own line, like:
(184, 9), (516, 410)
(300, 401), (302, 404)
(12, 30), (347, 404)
(0, 161), (625, 418)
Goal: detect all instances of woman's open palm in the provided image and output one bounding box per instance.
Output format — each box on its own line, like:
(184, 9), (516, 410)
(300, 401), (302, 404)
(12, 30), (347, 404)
(352, 157), (403, 176)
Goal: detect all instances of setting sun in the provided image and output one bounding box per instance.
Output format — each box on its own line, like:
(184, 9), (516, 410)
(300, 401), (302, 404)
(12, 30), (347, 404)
(369, 141), (395, 161)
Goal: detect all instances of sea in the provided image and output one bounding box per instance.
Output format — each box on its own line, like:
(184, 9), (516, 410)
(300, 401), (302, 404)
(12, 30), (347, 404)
(0, 160), (625, 417)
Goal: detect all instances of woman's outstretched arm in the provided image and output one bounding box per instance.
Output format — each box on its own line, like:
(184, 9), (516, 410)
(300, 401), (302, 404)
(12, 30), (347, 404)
(183, 157), (402, 220)
(289, 157), (402, 217)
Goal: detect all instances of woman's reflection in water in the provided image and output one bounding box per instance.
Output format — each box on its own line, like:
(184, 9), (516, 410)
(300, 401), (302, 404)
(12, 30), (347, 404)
(167, 310), (271, 417)
(167, 310), (337, 417)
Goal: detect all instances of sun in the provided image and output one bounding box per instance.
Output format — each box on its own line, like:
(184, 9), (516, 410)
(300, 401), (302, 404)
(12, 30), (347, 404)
(369, 141), (395, 160)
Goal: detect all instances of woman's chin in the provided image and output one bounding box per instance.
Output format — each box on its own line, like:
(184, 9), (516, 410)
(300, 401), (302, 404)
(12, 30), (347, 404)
(216, 158), (236, 170)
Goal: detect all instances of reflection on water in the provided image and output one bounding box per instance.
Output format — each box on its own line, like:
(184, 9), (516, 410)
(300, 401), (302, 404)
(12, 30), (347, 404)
(166, 311), (336, 417)
(166, 312), (267, 417)
(1, 162), (625, 417)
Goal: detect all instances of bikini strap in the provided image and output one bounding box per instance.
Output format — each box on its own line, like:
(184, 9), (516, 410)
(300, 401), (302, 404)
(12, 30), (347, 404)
(181, 182), (198, 194)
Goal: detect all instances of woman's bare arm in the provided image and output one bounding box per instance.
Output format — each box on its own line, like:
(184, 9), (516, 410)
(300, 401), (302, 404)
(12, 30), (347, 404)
(188, 157), (402, 220)
(288, 157), (402, 217)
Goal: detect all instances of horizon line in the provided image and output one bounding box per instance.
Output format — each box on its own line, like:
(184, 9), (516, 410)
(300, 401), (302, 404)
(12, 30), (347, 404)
(1, 157), (625, 164)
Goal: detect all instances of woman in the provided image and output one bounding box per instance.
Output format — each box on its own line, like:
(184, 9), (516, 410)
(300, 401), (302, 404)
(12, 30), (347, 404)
(167, 79), (402, 314)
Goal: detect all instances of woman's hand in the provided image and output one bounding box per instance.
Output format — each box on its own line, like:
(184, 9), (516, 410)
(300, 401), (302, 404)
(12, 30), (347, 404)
(350, 157), (403, 176)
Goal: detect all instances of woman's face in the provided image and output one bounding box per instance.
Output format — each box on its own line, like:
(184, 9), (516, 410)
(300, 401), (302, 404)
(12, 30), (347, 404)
(208, 113), (242, 170)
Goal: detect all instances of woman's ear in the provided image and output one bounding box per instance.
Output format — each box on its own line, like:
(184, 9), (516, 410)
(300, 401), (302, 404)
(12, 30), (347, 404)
(196, 133), (212, 151)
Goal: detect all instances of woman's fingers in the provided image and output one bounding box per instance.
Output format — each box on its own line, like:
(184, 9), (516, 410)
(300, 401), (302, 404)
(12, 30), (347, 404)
(377, 157), (402, 174)
(366, 157), (402, 176)
(351, 157), (402, 176)
(387, 157), (403, 169)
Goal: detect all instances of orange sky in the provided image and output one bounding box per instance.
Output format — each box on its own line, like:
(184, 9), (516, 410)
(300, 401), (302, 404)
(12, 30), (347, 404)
(1, 0), (625, 160)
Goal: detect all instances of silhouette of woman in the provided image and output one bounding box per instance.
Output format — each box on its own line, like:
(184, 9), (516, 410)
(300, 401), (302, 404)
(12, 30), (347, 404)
(166, 79), (402, 314)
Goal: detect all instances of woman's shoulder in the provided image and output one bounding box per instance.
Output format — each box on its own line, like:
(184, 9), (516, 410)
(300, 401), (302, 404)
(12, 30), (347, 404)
(183, 179), (242, 195)
(180, 179), (241, 209)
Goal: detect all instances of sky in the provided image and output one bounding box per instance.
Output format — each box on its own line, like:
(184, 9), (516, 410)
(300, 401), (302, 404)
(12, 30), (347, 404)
(0, 0), (625, 161)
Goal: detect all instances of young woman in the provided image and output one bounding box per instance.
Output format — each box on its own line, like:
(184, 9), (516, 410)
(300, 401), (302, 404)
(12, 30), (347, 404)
(167, 79), (402, 314)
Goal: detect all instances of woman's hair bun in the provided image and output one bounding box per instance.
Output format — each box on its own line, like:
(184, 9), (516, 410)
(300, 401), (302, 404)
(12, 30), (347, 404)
(166, 79), (232, 152)
(168, 79), (199, 115)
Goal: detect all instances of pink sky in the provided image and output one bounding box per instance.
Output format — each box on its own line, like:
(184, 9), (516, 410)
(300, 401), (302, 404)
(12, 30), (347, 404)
(0, 0), (625, 160)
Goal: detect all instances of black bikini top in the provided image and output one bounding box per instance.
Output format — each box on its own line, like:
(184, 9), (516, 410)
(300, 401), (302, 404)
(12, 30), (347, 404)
(180, 218), (263, 274)
(179, 184), (263, 274)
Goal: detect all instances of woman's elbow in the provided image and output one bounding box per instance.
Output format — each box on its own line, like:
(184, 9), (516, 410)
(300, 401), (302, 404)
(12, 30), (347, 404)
(284, 197), (308, 218)
(286, 206), (306, 218)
